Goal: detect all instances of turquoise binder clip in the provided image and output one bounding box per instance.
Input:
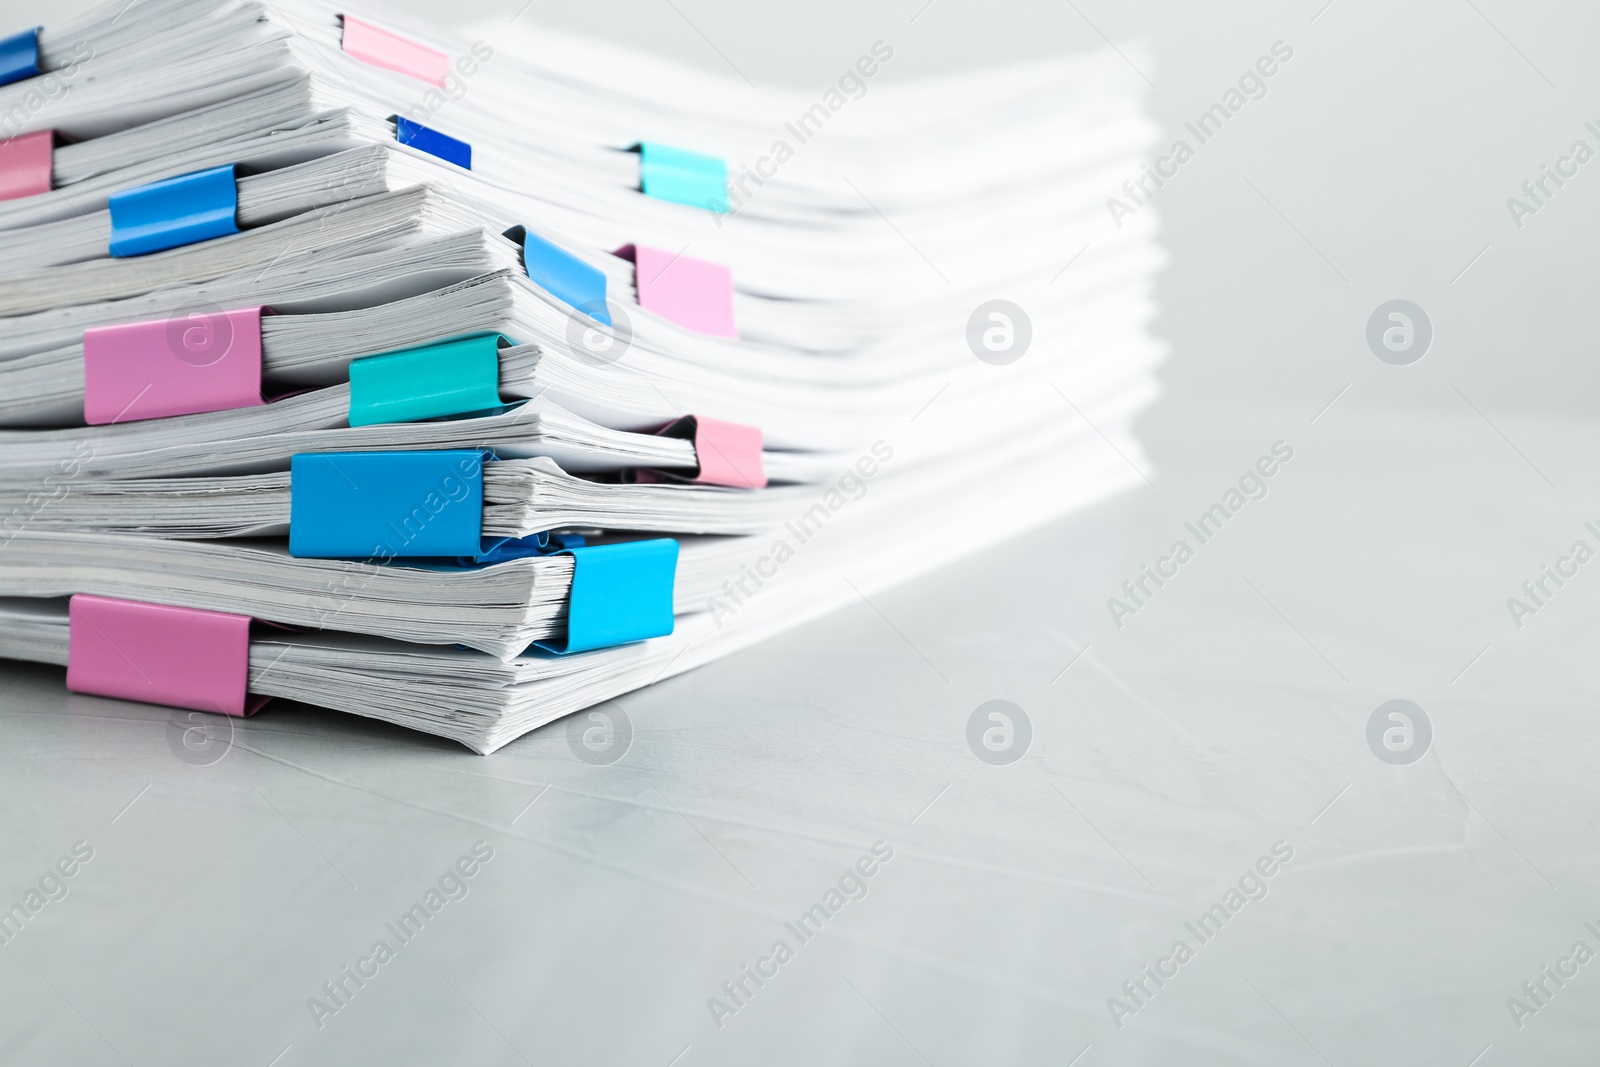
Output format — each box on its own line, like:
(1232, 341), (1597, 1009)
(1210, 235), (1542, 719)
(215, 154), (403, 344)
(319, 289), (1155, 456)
(393, 116), (471, 169)
(536, 539), (678, 654)
(0, 27), (39, 87)
(109, 164), (239, 257)
(505, 225), (610, 326)
(347, 334), (506, 427)
(638, 143), (727, 213)
(289, 451), (487, 559)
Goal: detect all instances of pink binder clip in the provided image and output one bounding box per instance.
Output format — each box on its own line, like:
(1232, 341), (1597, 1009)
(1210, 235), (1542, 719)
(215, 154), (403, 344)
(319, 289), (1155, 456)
(66, 595), (261, 716)
(0, 129), (51, 200)
(616, 244), (737, 339)
(82, 306), (267, 424)
(340, 15), (449, 87)
(641, 415), (765, 488)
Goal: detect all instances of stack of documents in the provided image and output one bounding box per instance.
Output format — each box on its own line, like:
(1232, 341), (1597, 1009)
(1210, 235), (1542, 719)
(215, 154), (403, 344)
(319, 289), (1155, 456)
(0, 0), (1164, 752)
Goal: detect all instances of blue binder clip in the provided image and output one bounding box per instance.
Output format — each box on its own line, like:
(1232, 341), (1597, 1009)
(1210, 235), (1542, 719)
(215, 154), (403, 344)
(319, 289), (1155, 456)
(289, 451), (487, 559)
(393, 116), (471, 169)
(504, 225), (610, 326)
(471, 530), (586, 565)
(637, 143), (728, 213)
(0, 28), (39, 88)
(536, 539), (678, 654)
(291, 450), (676, 651)
(108, 164), (239, 257)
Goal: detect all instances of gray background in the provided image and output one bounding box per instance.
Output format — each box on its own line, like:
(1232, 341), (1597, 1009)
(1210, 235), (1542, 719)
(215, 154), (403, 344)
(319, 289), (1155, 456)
(4, 0), (1600, 1064)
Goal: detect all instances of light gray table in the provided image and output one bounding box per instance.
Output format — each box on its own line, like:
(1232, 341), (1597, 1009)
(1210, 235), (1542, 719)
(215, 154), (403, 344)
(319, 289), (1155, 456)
(5, 396), (1598, 1066)
(4, 0), (1600, 1062)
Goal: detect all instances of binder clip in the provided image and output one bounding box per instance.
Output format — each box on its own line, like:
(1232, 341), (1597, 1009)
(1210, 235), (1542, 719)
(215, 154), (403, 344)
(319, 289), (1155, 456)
(393, 116), (470, 169)
(636, 142), (728, 212)
(635, 415), (765, 488)
(67, 594), (264, 716)
(108, 164), (239, 257)
(82, 307), (266, 424)
(0, 27), (39, 88)
(0, 128), (51, 200)
(505, 225), (610, 325)
(535, 539), (678, 654)
(616, 244), (736, 338)
(347, 333), (507, 426)
(289, 450), (489, 559)
(340, 15), (449, 86)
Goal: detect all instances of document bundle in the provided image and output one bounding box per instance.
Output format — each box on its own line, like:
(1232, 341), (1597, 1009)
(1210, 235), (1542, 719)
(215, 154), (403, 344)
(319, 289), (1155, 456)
(0, 0), (1164, 751)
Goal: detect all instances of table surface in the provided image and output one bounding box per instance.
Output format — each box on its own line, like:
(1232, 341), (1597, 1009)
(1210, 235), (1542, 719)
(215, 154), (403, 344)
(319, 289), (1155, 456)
(4, 393), (1599, 1066)
(5, 0), (1600, 1061)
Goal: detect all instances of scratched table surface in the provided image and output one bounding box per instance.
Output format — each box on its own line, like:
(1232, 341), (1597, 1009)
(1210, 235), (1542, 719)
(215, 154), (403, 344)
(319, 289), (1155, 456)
(6, 0), (1600, 1061)
(3, 395), (1600, 1066)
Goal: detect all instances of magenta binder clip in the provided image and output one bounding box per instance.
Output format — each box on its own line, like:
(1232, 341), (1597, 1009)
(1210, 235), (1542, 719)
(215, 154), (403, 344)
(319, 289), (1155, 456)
(0, 128), (50, 201)
(67, 595), (262, 716)
(616, 244), (737, 338)
(340, 15), (449, 87)
(82, 306), (267, 424)
(638, 415), (765, 488)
